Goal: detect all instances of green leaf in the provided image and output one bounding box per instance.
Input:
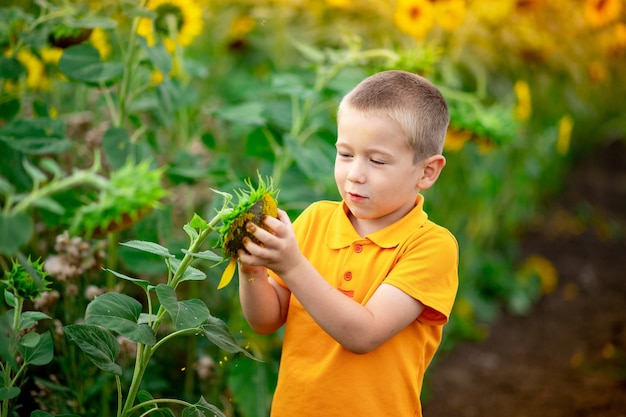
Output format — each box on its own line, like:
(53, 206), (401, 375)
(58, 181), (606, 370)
(32, 196), (65, 214)
(155, 284), (209, 330)
(0, 118), (71, 155)
(181, 249), (222, 262)
(39, 157), (63, 177)
(64, 324), (122, 375)
(85, 292), (156, 345)
(58, 44), (123, 84)
(0, 386), (20, 401)
(136, 390), (176, 417)
(0, 57), (25, 79)
(20, 311), (51, 331)
(0, 311), (17, 369)
(0, 176), (15, 196)
(121, 240), (175, 258)
(102, 127), (131, 169)
(103, 268), (153, 291)
(214, 103), (266, 126)
(19, 331), (40, 347)
(69, 16), (118, 29)
(182, 397), (227, 417)
(4, 289), (16, 307)
(202, 316), (258, 361)
(0, 97), (20, 123)
(189, 213), (208, 230)
(0, 212), (34, 256)
(19, 330), (53, 366)
(140, 37), (172, 77)
(170, 258), (206, 283)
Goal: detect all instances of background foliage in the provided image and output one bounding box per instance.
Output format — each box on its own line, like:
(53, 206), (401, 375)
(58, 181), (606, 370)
(1, 0), (625, 416)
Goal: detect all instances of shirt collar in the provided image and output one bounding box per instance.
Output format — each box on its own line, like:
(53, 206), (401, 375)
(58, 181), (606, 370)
(326, 194), (429, 249)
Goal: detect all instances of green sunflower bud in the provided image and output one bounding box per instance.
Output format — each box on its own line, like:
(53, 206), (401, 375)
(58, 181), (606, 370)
(216, 175), (279, 289)
(3, 257), (52, 301)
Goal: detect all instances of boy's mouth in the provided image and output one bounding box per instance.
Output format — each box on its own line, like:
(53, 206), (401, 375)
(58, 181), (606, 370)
(347, 192), (367, 201)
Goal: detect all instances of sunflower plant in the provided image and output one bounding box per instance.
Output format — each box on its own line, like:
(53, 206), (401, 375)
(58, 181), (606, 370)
(0, 257), (54, 417)
(55, 175), (274, 417)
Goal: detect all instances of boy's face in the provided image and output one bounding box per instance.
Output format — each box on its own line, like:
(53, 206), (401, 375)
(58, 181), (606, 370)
(335, 107), (425, 234)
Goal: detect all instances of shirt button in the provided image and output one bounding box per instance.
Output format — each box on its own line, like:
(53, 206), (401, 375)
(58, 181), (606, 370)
(354, 244), (363, 253)
(344, 271), (352, 281)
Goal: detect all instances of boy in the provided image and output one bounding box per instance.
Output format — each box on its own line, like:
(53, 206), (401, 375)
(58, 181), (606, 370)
(237, 70), (458, 417)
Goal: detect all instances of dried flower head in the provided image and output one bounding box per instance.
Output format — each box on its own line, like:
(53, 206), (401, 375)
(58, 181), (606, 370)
(215, 175), (279, 289)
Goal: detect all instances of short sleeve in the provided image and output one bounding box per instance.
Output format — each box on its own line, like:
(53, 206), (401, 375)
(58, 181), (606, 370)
(384, 224), (459, 326)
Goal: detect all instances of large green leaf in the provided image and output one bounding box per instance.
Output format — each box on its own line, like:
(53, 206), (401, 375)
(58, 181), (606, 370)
(64, 324), (122, 375)
(19, 330), (53, 366)
(0, 212), (33, 256)
(155, 284), (209, 330)
(85, 292), (156, 345)
(0, 118), (71, 155)
(202, 316), (258, 361)
(121, 240), (175, 258)
(58, 44), (123, 84)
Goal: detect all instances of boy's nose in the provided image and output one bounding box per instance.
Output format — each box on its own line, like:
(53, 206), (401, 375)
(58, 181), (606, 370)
(346, 160), (366, 183)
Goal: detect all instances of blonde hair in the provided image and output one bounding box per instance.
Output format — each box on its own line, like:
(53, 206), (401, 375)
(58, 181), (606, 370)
(337, 70), (449, 162)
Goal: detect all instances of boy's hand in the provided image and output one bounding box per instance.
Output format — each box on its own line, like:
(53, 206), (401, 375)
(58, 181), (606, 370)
(238, 209), (304, 278)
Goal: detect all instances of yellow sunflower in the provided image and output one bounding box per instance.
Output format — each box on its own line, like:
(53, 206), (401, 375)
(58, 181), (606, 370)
(433, 0), (467, 31)
(137, 0), (204, 47)
(584, 0), (622, 28)
(90, 28), (112, 60)
(393, 0), (436, 41)
(8, 49), (50, 91)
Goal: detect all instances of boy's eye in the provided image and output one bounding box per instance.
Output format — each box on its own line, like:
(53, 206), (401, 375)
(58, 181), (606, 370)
(338, 152), (352, 158)
(370, 159), (386, 165)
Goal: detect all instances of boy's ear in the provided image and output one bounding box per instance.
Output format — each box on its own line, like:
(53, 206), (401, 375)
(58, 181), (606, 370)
(417, 155), (446, 190)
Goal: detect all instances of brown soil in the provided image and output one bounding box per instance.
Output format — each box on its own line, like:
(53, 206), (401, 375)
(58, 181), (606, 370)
(423, 140), (626, 417)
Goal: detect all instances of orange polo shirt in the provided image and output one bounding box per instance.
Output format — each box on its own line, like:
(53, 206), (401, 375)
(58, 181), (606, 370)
(270, 195), (459, 417)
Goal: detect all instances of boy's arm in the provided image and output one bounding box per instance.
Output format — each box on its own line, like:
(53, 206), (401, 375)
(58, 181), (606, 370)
(238, 263), (291, 335)
(239, 210), (426, 354)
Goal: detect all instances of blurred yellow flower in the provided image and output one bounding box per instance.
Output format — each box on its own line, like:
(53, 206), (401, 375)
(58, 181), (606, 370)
(137, 0), (204, 47)
(12, 49), (50, 91)
(433, 0), (467, 31)
(90, 28), (112, 60)
(472, 0), (514, 23)
(604, 22), (626, 55)
(444, 128), (472, 151)
(327, 0), (352, 8)
(587, 60), (607, 83)
(557, 114), (573, 155)
(151, 69), (165, 85)
(231, 15), (257, 38)
(521, 255), (558, 294)
(584, 0), (622, 28)
(39, 46), (63, 64)
(393, 0), (436, 40)
(513, 80), (532, 122)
